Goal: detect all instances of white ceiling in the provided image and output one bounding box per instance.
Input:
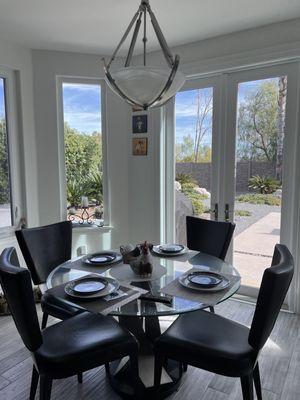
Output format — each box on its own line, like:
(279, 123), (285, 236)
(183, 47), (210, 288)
(1, 0), (300, 55)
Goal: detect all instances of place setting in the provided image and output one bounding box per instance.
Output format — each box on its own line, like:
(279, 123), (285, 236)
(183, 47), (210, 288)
(46, 272), (147, 315)
(152, 242), (197, 261)
(82, 251), (122, 267)
(160, 268), (241, 306)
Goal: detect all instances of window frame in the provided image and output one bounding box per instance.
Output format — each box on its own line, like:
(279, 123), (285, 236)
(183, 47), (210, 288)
(0, 67), (24, 237)
(56, 77), (110, 226)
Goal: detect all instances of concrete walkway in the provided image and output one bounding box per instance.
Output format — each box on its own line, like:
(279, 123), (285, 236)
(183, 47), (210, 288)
(234, 212), (280, 288)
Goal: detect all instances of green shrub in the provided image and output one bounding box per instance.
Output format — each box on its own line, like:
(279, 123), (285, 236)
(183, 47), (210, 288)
(236, 193), (281, 206)
(248, 175), (280, 194)
(176, 173), (197, 187)
(180, 181), (206, 216)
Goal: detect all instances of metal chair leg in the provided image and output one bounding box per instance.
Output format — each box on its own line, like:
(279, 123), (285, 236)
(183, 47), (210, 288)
(41, 313), (48, 329)
(105, 362), (110, 375)
(130, 354), (141, 399)
(40, 375), (52, 400)
(240, 373), (254, 400)
(29, 366), (39, 400)
(154, 354), (165, 397)
(253, 364), (262, 400)
(77, 372), (83, 383)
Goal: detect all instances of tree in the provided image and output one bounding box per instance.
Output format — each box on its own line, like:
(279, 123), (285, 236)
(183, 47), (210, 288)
(0, 119), (10, 204)
(193, 89), (213, 162)
(64, 123), (102, 206)
(175, 135), (194, 162)
(276, 76), (287, 182)
(237, 81), (278, 162)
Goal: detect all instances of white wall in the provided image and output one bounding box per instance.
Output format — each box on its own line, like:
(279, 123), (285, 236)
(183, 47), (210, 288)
(0, 39), (38, 229)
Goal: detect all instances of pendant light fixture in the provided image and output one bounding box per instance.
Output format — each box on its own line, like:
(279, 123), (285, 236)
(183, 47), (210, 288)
(102, 0), (185, 110)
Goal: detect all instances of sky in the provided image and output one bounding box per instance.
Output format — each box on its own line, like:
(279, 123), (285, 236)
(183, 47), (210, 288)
(0, 79), (5, 120)
(175, 77), (280, 146)
(62, 83), (101, 134)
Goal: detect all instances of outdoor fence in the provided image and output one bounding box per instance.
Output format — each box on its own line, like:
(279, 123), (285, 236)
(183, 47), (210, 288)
(176, 161), (276, 193)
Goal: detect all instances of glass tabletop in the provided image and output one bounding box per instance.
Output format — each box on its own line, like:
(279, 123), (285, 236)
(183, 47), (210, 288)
(46, 251), (240, 317)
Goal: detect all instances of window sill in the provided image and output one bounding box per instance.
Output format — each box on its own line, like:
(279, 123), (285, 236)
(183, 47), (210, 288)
(72, 224), (113, 233)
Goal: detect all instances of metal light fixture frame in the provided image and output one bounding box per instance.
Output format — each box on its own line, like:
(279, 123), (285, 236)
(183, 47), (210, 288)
(103, 0), (181, 110)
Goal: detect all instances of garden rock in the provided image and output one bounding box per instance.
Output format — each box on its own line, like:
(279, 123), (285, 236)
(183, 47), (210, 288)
(175, 191), (193, 245)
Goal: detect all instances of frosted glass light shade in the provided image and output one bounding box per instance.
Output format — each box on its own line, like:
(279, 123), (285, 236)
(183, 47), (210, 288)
(106, 66), (185, 108)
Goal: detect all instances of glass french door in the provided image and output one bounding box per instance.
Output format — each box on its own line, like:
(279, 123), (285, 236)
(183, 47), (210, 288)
(171, 62), (299, 306)
(173, 76), (223, 244)
(222, 63), (299, 301)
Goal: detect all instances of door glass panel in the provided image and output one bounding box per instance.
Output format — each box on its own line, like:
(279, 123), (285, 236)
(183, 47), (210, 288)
(233, 76), (287, 288)
(175, 87), (213, 244)
(0, 78), (12, 227)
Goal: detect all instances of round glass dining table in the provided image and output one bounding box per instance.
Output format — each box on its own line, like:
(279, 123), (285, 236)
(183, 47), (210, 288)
(46, 250), (240, 399)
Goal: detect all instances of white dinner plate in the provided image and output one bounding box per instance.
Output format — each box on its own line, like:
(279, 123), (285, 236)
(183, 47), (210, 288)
(152, 244), (188, 257)
(178, 271), (230, 292)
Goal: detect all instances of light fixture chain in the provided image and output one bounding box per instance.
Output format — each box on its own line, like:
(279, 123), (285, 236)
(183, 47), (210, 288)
(125, 11), (143, 67)
(143, 7), (147, 66)
(145, 2), (174, 68)
(107, 8), (141, 69)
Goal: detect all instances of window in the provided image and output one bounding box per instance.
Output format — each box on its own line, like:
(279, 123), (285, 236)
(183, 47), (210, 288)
(61, 81), (104, 225)
(0, 76), (13, 228)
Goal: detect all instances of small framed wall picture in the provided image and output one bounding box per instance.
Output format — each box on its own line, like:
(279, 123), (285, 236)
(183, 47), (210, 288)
(132, 114), (147, 134)
(132, 137), (148, 156)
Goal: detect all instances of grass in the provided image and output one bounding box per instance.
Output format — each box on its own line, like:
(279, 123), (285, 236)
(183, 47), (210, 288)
(236, 193), (281, 206)
(235, 210), (252, 217)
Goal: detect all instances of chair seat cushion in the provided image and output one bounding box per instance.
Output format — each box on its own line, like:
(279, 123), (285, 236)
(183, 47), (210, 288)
(155, 310), (256, 377)
(41, 292), (83, 320)
(35, 312), (138, 378)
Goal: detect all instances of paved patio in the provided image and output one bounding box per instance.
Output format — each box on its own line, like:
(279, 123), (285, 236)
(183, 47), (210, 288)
(234, 211), (281, 288)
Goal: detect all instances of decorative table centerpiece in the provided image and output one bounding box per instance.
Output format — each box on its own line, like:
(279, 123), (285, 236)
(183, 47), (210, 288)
(120, 241), (153, 277)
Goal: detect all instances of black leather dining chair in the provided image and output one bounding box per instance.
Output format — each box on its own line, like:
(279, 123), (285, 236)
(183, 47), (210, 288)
(16, 221), (83, 330)
(154, 244), (294, 400)
(186, 216), (235, 313)
(186, 215), (235, 260)
(0, 247), (140, 400)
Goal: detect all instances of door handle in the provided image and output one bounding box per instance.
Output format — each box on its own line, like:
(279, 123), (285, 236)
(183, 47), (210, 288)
(206, 203), (218, 221)
(225, 204), (230, 222)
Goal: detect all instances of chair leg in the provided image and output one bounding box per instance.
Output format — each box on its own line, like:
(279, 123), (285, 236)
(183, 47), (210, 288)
(253, 363), (262, 400)
(105, 362), (110, 375)
(209, 306), (215, 313)
(40, 375), (52, 400)
(154, 353), (165, 396)
(183, 363), (188, 372)
(240, 373), (254, 400)
(129, 354), (140, 399)
(29, 366), (39, 400)
(77, 372), (83, 383)
(41, 313), (48, 329)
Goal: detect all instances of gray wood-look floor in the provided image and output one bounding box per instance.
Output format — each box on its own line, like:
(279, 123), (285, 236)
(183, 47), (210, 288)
(0, 300), (299, 400)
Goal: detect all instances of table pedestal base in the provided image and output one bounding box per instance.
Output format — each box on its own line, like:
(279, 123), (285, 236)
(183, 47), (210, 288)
(106, 315), (184, 399)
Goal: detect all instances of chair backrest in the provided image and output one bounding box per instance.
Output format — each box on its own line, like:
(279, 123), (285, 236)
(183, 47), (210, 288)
(186, 216), (235, 260)
(248, 244), (294, 352)
(0, 248), (42, 352)
(16, 221), (72, 285)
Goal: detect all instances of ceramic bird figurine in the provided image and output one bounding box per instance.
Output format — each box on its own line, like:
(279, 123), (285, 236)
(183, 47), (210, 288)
(120, 242), (153, 277)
